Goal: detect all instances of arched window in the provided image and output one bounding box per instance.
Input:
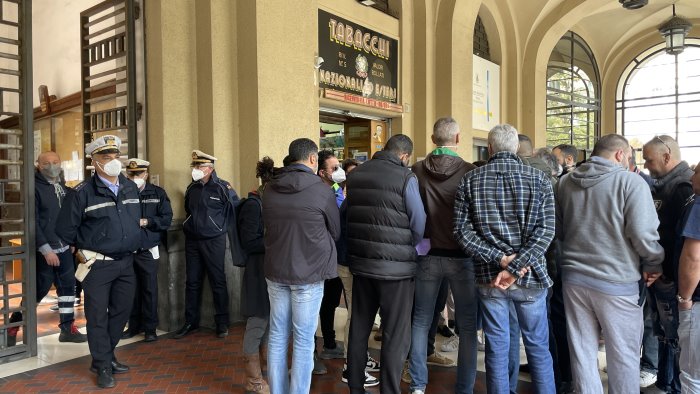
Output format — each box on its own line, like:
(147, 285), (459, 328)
(617, 39), (700, 160)
(546, 32), (601, 150)
(473, 15), (490, 61)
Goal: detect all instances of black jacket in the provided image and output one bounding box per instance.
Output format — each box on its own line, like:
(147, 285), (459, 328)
(262, 164), (340, 285)
(239, 190), (269, 318)
(183, 170), (239, 240)
(138, 183), (173, 250)
(55, 174), (142, 258)
(651, 161), (694, 278)
(35, 170), (71, 252)
(346, 151), (418, 280)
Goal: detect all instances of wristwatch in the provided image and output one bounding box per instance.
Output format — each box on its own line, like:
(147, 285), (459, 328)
(677, 294), (693, 304)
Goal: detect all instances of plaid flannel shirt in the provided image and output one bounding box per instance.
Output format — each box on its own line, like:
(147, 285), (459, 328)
(453, 152), (555, 288)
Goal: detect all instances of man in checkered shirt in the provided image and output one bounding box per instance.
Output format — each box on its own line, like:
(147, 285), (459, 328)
(453, 124), (556, 393)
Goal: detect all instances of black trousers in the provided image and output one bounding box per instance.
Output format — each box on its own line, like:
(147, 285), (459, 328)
(127, 249), (160, 332)
(184, 234), (229, 326)
(36, 250), (76, 331)
(348, 276), (414, 394)
(319, 276), (343, 348)
(82, 255), (135, 369)
(550, 272), (572, 387)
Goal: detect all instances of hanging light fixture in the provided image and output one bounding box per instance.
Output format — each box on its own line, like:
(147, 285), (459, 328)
(659, 4), (692, 55)
(619, 0), (648, 10)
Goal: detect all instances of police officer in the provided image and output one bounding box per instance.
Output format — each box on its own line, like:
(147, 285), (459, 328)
(55, 135), (141, 389)
(121, 159), (173, 342)
(174, 150), (239, 339)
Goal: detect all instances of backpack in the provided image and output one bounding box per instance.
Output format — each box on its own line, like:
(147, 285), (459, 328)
(227, 195), (262, 267)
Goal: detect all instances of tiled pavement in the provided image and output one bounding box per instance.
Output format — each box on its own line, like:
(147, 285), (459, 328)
(0, 322), (535, 393)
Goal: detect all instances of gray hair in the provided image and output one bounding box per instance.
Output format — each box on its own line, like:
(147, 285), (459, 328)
(517, 134), (534, 157)
(535, 149), (562, 177)
(433, 117), (460, 145)
(488, 124), (519, 154)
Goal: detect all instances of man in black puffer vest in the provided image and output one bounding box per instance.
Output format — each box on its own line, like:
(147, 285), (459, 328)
(642, 135), (694, 393)
(345, 135), (426, 394)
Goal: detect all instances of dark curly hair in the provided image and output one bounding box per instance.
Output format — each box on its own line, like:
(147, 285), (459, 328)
(256, 156), (275, 184)
(342, 158), (359, 173)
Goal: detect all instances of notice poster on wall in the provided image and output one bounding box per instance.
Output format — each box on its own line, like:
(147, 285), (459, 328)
(472, 55), (500, 131)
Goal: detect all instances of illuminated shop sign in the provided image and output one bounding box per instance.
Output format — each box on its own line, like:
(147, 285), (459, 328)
(318, 9), (399, 107)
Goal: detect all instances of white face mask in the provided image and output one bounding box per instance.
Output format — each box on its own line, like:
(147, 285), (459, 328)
(331, 168), (346, 183)
(133, 178), (146, 188)
(192, 168), (205, 181)
(98, 159), (122, 177)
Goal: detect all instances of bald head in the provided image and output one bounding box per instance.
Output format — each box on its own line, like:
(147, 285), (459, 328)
(37, 151), (60, 167)
(642, 135), (682, 178)
(644, 135), (681, 161)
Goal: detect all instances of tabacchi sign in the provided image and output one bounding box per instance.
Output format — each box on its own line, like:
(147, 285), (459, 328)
(318, 9), (399, 107)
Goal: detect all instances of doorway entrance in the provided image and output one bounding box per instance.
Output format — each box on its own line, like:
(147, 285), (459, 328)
(319, 112), (388, 163)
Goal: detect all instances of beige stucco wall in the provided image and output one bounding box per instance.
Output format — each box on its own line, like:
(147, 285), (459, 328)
(147, 0), (417, 220)
(143, 0), (700, 216)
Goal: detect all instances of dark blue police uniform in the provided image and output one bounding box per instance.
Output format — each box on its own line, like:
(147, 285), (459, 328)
(126, 182), (173, 338)
(55, 173), (141, 371)
(182, 169), (238, 330)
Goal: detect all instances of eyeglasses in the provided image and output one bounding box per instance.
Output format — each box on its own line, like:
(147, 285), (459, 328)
(654, 136), (672, 155)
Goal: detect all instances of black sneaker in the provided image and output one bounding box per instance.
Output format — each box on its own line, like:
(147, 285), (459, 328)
(341, 364), (379, 387)
(7, 312), (22, 347)
(59, 324), (87, 343)
(437, 325), (454, 338)
(365, 355), (380, 372)
(216, 324), (228, 338)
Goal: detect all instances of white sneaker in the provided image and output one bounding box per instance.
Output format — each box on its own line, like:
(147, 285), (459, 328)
(640, 370), (657, 388)
(411, 390), (425, 394)
(440, 335), (459, 352)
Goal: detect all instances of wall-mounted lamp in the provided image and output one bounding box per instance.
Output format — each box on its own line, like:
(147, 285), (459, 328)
(619, 0), (648, 10)
(357, 0), (376, 6)
(659, 4), (692, 55)
(314, 56), (324, 69)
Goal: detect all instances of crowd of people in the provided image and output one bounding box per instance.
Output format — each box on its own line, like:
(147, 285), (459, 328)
(236, 119), (700, 394)
(11, 119), (700, 393)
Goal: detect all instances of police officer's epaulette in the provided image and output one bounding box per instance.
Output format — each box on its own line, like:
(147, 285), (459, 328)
(73, 180), (90, 191)
(185, 181), (198, 193)
(217, 179), (233, 190)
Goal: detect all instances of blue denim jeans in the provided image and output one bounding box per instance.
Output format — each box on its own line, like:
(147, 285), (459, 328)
(653, 277), (681, 393)
(508, 302), (521, 393)
(478, 285), (555, 394)
(408, 255), (478, 393)
(678, 302), (700, 394)
(266, 279), (324, 394)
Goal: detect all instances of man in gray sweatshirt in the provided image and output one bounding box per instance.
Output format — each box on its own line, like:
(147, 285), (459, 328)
(556, 134), (663, 394)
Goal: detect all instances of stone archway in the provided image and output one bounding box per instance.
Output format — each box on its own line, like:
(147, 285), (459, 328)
(519, 0), (612, 147)
(432, 0), (516, 160)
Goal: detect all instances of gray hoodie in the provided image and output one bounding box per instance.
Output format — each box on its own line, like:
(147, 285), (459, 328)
(556, 156), (664, 296)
